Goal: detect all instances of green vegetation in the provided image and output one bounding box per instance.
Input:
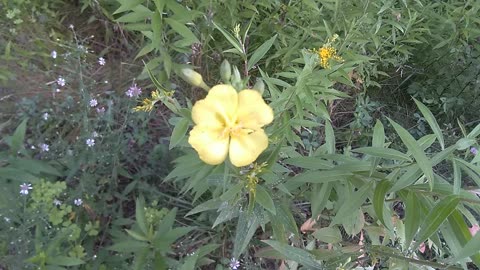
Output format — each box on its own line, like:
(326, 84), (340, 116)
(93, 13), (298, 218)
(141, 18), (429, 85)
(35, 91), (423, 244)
(1, 0), (480, 269)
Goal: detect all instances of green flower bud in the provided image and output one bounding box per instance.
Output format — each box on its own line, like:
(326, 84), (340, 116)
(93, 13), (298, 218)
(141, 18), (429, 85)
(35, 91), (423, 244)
(220, 59), (231, 83)
(180, 68), (209, 91)
(253, 78), (265, 95)
(231, 65), (242, 90)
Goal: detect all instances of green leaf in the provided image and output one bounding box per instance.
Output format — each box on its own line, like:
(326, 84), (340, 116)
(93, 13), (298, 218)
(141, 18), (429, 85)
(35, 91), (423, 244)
(451, 226), (480, 262)
(46, 256), (84, 266)
(353, 147), (412, 162)
(10, 118), (27, 153)
(448, 210), (480, 265)
(331, 181), (373, 225)
(284, 157), (333, 170)
(186, 199), (222, 216)
(164, 18), (198, 43)
(262, 240), (323, 269)
(233, 211), (259, 258)
(116, 6), (152, 23)
(388, 118), (434, 189)
(313, 227), (342, 244)
(169, 118), (189, 149)
(373, 180), (392, 228)
(247, 34), (277, 71)
(325, 121), (335, 154)
(413, 98), (445, 150)
(157, 208), (177, 236)
(10, 159), (61, 176)
(404, 191), (422, 250)
(311, 183), (332, 218)
(212, 21), (244, 56)
(113, 0), (144, 14)
(108, 240), (149, 252)
(467, 123), (480, 139)
(453, 159), (461, 194)
(255, 185), (276, 215)
(413, 195), (460, 250)
(455, 138), (476, 150)
(135, 196), (148, 235)
(291, 170), (352, 184)
(126, 229), (148, 242)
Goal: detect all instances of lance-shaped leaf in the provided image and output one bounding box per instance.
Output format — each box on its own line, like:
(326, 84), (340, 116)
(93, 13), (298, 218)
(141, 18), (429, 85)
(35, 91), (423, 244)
(388, 118), (434, 190)
(413, 98), (444, 150)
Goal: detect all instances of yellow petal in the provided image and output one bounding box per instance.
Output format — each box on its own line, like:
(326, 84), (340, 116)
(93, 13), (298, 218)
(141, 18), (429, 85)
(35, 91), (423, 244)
(229, 129), (269, 167)
(191, 84), (238, 127)
(188, 125), (229, 165)
(236, 90), (273, 129)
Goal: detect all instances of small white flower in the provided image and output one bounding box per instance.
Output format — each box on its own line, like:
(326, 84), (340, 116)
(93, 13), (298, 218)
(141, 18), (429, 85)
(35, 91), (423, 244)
(74, 198), (83, 206)
(86, 138), (95, 147)
(229, 258), (240, 270)
(4, 217), (10, 223)
(51, 50), (57, 59)
(57, 77), (65, 87)
(89, 99), (98, 107)
(92, 131), (99, 138)
(42, 112), (49, 120)
(98, 57), (106, 66)
(39, 143), (49, 152)
(56, 88), (61, 93)
(69, 24), (74, 30)
(53, 199), (62, 206)
(20, 183), (32, 195)
(96, 107), (105, 114)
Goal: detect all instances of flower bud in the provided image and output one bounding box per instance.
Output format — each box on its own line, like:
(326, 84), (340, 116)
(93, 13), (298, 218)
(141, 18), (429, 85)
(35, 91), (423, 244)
(231, 65), (242, 90)
(252, 78), (265, 95)
(180, 68), (209, 91)
(220, 59), (231, 83)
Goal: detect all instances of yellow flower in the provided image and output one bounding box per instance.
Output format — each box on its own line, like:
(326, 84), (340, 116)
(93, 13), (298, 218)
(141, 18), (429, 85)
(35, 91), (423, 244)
(314, 34), (343, 69)
(188, 85), (274, 167)
(133, 89), (174, 112)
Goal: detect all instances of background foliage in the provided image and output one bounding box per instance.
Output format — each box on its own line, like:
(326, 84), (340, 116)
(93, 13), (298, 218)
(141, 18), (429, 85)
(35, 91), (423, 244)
(1, 0), (480, 269)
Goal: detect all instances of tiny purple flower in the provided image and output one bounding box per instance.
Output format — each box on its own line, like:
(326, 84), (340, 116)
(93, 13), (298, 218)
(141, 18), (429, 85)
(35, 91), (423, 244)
(92, 131), (99, 138)
(39, 143), (49, 152)
(57, 77), (66, 87)
(98, 57), (106, 66)
(89, 98), (98, 107)
(229, 258), (240, 270)
(74, 198), (83, 206)
(471, 147), (478, 156)
(20, 183), (32, 195)
(51, 50), (57, 59)
(125, 83), (142, 98)
(86, 138), (95, 147)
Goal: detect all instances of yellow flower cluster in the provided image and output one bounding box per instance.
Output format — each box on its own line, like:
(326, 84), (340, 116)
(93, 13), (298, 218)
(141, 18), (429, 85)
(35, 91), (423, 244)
(314, 34), (343, 69)
(188, 85), (273, 167)
(133, 89), (174, 112)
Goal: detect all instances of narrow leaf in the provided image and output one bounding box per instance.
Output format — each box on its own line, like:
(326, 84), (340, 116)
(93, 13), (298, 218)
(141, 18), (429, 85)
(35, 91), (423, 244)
(388, 118), (434, 189)
(247, 35), (277, 70)
(255, 185), (276, 215)
(373, 180), (392, 228)
(262, 240), (323, 269)
(413, 195), (460, 250)
(313, 227), (342, 244)
(169, 118), (189, 149)
(413, 98), (445, 150)
(404, 191), (422, 250)
(353, 147), (412, 162)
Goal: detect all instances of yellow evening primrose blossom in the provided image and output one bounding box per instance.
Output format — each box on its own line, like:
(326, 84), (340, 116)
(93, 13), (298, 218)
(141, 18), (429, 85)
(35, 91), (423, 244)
(314, 34), (343, 69)
(188, 85), (274, 167)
